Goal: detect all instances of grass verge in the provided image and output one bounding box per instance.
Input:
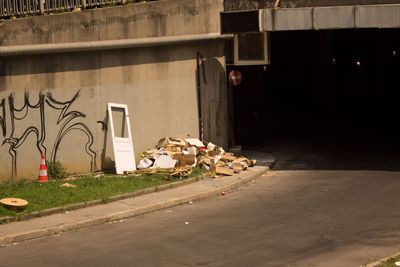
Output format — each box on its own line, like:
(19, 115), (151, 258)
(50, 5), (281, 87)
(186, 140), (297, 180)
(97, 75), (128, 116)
(376, 257), (400, 267)
(0, 168), (203, 218)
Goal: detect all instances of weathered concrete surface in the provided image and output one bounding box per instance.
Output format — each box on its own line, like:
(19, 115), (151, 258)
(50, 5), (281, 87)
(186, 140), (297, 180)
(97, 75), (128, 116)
(0, 0), (222, 45)
(259, 4), (400, 31)
(0, 0), (228, 180)
(224, 0), (400, 10)
(2, 170), (400, 266)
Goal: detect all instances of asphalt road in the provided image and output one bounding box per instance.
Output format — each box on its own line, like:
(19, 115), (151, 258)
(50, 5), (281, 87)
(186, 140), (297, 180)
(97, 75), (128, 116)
(2, 170), (400, 267)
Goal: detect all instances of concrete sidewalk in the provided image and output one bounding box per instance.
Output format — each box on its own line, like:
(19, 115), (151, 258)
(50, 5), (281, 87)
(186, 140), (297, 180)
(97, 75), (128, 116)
(0, 166), (268, 246)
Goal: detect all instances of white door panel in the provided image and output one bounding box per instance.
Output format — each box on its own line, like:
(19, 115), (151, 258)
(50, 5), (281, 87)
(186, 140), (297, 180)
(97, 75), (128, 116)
(107, 103), (136, 174)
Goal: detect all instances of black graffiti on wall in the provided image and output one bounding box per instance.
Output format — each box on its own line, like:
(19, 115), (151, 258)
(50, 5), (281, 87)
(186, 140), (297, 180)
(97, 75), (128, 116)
(1, 90), (96, 178)
(0, 98), (6, 137)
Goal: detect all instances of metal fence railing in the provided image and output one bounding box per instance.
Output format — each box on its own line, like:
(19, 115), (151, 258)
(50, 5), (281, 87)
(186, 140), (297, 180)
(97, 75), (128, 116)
(1, 0), (40, 17)
(0, 0), (154, 18)
(86, 0), (121, 8)
(45, 0), (84, 13)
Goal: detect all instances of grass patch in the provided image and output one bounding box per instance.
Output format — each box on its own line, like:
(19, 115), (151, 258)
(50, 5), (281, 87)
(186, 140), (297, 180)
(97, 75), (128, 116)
(376, 257), (400, 267)
(47, 161), (68, 180)
(0, 168), (204, 218)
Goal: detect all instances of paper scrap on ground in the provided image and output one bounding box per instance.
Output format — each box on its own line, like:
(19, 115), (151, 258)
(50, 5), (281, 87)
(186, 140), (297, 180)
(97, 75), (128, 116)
(152, 155), (177, 169)
(138, 158), (153, 169)
(61, 183), (77, 188)
(184, 138), (205, 148)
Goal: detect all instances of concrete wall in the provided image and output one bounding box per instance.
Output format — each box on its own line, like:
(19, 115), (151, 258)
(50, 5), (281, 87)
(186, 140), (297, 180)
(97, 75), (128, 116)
(224, 0), (400, 10)
(0, 0), (228, 181)
(0, 0), (221, 45)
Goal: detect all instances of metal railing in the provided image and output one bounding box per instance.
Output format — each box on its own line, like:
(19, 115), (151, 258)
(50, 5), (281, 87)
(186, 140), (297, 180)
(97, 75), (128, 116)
(0, 0), (151, 18)
(45, 0), (84, 13)
(1, 0), (40, 17)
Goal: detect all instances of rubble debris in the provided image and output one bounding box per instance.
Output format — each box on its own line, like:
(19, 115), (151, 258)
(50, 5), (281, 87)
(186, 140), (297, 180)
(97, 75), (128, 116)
(136, 137), (257, 177)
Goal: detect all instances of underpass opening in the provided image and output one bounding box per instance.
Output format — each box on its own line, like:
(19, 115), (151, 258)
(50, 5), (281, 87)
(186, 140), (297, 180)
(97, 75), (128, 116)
(230, 28), (400, 170)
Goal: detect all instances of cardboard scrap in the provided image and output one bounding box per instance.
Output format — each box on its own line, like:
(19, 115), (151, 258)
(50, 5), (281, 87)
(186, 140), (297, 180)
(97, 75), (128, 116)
(141, 149), (158, 158)
(216, 161), (226, 167)
(222, 154), (237, 162)
(157, 137), (186, 148)
(152, 155), (177, 169)
(173, 154), (196, 167)
(233, 157), (251, 165)
(233, 162), (247, 173)
(215, 166), (234, 176)
(202, 157), (212, 166)
(184, 138), (205, 148)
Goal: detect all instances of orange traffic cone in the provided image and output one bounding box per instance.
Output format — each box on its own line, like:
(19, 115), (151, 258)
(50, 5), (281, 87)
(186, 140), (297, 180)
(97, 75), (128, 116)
(38, 153), (48, 183)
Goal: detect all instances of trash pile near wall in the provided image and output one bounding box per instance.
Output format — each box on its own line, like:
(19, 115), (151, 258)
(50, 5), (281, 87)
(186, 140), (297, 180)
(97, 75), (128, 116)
(135, 137), (256, 177)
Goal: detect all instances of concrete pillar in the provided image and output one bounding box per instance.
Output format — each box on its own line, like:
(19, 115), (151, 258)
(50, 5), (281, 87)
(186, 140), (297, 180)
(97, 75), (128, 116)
(39, 0), (44, 14)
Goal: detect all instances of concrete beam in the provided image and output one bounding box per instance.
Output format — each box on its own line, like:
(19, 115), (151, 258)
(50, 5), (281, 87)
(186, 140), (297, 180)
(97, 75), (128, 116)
(313, 6), (355, 29)
(355, 4), (400, 28)
(258, 3), (400, 31)
(0, 33), (233, 56)
(273, 8), (314, 31)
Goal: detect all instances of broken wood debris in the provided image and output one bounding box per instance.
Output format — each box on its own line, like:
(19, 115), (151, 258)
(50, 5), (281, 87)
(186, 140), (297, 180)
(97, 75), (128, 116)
(134, 167), (193, 177)
(136, 137), (256, 177)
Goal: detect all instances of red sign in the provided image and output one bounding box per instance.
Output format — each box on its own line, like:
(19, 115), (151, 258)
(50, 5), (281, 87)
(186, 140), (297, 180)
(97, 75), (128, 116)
(229, 70), (242, 86)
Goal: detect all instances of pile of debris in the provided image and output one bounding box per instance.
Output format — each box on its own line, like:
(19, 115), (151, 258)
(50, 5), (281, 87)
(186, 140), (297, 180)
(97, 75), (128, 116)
(136, 137), (256, 177)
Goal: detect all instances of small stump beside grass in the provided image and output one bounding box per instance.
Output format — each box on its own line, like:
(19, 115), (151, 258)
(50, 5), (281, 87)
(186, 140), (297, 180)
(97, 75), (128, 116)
(0, 198), (28, 212)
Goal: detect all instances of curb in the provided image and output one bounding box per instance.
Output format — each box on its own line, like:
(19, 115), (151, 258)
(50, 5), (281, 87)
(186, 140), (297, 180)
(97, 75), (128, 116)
(0, 173), (208, 224)
(0, 168), (268, 246)
(364, 251), (400, 267)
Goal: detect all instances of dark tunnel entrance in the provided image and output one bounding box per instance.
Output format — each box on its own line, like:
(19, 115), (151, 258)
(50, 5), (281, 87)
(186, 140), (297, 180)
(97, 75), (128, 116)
(230, 28), (400, 170)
